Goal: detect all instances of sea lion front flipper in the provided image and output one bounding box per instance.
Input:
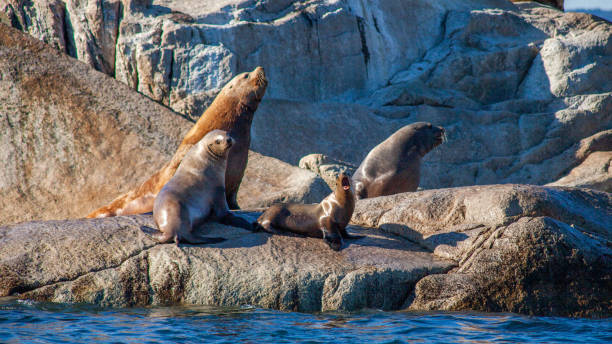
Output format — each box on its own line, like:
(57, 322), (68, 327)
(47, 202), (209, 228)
(220, 212), (256, 232)
(320, 218), (343, 251)
(226, 188), (240, 210)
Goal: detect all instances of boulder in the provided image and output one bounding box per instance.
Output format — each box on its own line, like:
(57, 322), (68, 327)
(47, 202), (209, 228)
(298, 153), (357, 189)
(352, 184), (611, 317)
(238, 152), (331, 209)
(0, 24), (329, 226)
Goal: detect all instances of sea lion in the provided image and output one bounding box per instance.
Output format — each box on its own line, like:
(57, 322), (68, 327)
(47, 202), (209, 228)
(87, 66), (268, 218)
(254, 173), (359, 251)
(152, 130), (254, 244)
(352, 122), (445, 199)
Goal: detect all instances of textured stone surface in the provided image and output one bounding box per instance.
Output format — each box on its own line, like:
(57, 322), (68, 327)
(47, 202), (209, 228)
(3, 1), (610, 194)
(298, 153), (357, 189)
(0, 24), (332, 226)
(548, 152), (612, 192)
(238, 151), (331, 209)
(0, 214), (453, 311)
(352, 184), (611, 317)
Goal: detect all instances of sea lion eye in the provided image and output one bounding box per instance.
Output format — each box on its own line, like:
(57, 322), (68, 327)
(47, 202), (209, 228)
(215, 139), (221, 144)
(243, 74), (249, 79)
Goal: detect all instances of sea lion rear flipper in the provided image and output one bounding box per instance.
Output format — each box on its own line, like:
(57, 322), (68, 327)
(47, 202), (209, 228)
(141, 225), (174, 244)
(339, 226), (364, 240)
(178, 234), (226, 245)
(220, 212), (256, 232)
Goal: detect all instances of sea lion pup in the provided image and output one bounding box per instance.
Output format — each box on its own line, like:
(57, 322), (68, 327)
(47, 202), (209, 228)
(152, 130), (254, 244)
(87, 66), (268, 218)
(352, 122), (445, 199)
(254, 173), (359, 251)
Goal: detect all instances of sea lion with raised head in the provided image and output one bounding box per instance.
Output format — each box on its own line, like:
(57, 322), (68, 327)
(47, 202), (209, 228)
(87, 66), (268, 218)
(152, 130), (254, 244)
(352, 122), (445, 199)
(254, 173), (359, 251)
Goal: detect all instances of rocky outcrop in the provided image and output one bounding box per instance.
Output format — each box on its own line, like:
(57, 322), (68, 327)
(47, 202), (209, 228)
(0, 24), (327, 225)
(2, 1), (611, 193)
(352, 184), (611, 317)
(1, 185), (608, 317)
(0, 213), (453, 311)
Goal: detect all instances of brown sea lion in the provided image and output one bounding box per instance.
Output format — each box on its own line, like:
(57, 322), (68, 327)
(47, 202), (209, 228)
(151, 130), (254, 244)
(87, 66), (268, 218)
(254, 173), (359, 251)
(352, 122), (445, 199)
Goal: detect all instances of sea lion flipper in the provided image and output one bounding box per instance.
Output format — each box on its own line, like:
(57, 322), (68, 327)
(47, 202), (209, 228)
(220, 212), (256, 232)
(339, 227), (364, 240)
(320, 218), (343, 251)
(178, 234), (226, 245)
(226, 190), (240, 210)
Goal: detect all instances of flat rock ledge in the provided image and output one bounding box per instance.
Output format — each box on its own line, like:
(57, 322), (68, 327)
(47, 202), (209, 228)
(1, 184), (610, 317)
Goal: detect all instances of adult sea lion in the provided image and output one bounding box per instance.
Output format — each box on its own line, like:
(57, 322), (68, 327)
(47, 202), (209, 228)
(152, 130), (254, 244)
(352, 122), (445, 199)
(87, 66), (268, 218)
(254, 173), (359, 251)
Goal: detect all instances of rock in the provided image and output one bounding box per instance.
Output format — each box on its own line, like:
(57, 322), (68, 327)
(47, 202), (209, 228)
(238, 152), (331, 209)
(548, 152), (612, 192)
(0, 24), (332, 226)
(2, 1), (612, 193)
(0, 22), (189, 225)
(298, 153), (357, 189)
(2, 184), (608, 317)
(0, 214), (453, 311)
(510, 0), (563, 11)
(352, 184), (611, 317)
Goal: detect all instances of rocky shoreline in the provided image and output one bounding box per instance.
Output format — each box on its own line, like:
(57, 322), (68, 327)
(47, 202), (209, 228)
(1, 185), (609, 317)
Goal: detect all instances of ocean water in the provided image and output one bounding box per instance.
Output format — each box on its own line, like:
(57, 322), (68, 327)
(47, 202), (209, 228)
(1, 298), (610, 343)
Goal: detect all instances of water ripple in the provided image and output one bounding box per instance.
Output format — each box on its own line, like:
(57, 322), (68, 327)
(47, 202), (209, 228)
(0, 298), (610, 343)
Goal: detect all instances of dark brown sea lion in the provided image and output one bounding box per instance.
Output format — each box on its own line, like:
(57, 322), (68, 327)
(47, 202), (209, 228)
(352, 122), (445, 199)
(87, 66), (268, 218)
(151, 130), (253, 244)
(254, 173), (358, 251)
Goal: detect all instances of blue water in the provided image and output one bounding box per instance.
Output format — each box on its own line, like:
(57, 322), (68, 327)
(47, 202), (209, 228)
(1, 298), (610, 343)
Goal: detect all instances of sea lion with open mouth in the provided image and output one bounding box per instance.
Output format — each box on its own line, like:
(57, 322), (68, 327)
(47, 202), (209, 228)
(254, 173), (358, 251)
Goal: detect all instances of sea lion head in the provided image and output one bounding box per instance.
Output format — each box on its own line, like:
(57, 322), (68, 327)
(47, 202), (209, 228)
(221, 66), (268, 112)
(406, 122), (445, 157)
(337, 172), (352, 192)
(198, 129), (235, 160)
(334, 173), (355, 204)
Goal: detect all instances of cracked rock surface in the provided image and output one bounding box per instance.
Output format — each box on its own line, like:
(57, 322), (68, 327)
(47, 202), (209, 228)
(352, 184), (612, 317)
